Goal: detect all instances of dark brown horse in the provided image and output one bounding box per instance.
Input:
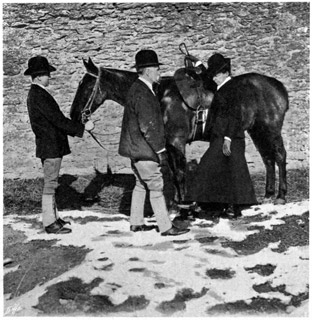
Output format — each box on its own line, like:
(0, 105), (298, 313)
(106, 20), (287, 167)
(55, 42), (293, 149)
(70, 58), (288, 205)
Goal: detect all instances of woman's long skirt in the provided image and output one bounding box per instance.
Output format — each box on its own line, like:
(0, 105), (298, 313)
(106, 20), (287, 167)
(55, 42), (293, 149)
(189, 136), (257, 205)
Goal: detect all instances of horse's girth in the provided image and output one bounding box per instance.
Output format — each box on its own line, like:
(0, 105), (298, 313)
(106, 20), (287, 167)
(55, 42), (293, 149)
(190, 106), (209, 141)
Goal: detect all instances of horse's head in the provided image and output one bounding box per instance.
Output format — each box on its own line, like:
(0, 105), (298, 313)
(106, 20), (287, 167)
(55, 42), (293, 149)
(70, 58), (138, 122)
(70, 58), (107, 122)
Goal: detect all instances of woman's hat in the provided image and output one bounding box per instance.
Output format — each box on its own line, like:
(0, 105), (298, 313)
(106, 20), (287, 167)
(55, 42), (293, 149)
(133, 49), (163, 68)
(207, 53), (231, 77)
(24, 55), (56, 76)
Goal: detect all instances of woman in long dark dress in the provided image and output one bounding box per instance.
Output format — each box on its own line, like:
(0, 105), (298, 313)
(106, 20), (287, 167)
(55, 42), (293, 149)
(189, 53), (257, 218)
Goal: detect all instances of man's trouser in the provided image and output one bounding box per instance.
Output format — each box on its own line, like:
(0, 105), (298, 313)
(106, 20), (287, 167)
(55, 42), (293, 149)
(41, 158), (62, 227)
(130, 160), (172, 233)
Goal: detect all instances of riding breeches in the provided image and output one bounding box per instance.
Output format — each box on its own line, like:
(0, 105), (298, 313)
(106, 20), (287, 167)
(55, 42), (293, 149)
(130, 160), (172, 233)
(41, 158), (62, 227)
(42, 158), (62, 194)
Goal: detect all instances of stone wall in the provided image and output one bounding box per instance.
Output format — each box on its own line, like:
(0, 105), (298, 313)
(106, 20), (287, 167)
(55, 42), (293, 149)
(3, 2), (309, 179)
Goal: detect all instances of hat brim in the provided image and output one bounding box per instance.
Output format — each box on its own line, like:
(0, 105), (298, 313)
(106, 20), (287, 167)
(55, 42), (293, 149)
(24, 65), (56, 76)
(132, 62), (163, 69)
(207, 58), (230, 77)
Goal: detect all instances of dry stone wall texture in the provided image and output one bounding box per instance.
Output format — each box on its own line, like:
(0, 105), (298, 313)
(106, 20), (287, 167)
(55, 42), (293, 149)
(3, 2), (309, 179)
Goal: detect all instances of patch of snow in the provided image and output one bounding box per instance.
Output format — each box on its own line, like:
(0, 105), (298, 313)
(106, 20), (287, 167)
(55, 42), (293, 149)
(3, 200), (309, 317)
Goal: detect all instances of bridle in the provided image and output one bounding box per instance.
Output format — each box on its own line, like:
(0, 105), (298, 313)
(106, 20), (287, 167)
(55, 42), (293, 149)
(81, 68), (103, 124)
(80, 68), (110, 152)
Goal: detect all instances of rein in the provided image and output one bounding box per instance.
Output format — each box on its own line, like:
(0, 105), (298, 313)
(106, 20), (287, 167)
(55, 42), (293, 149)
(88, 130), (110, 152)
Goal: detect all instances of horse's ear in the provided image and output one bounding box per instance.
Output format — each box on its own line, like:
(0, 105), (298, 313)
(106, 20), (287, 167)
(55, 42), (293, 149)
(83, 57), (99, 76)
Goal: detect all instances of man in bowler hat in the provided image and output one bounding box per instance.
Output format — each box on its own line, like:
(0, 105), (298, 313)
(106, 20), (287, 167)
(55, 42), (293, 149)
(119, 49), (190, 236)
(188, 53), (257, 218)
(24, 55), (94, 234)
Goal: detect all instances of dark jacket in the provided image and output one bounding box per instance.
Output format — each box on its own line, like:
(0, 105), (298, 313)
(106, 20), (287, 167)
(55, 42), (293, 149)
(188, 78), (256, 205)
(118, 79), (166, 162)
(27, 84), (84, 159)
(204, 79), (245, 141)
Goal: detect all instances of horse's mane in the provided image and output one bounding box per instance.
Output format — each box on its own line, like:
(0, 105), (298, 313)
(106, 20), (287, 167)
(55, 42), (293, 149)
(98, 67), (175, 88)
(100, 67), (174, 80)
(99, 67), (136, 76)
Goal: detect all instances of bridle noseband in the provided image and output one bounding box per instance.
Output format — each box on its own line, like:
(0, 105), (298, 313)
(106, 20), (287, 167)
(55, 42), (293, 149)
(81, 68), (103, 124)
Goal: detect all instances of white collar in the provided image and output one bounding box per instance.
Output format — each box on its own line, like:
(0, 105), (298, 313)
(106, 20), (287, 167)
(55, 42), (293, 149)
(33, 82), (49, 92)
(217, 76), (231, 90)
(139, 76), (155, 95)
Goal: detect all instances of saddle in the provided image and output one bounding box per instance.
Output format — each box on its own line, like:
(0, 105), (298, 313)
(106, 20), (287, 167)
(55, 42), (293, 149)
(174, 67), (214, 141)
(174, 68), (205, 110)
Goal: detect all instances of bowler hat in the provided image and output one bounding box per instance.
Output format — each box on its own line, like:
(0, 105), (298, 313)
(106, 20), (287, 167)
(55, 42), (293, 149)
(133, 49), (163, 68)
(207, 53), (231, 77)
(24, 55), (56, 76)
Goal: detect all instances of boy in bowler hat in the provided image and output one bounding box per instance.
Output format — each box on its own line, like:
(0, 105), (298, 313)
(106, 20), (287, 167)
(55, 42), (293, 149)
(24, 55), (94, 234)
(119, 49), (190, 236)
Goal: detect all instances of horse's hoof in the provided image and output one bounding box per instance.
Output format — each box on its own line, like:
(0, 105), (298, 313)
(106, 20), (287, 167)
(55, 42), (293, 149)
(177, 204), (192, 209)
(274, 198), (286, 205)
(262, 197), (273, 204)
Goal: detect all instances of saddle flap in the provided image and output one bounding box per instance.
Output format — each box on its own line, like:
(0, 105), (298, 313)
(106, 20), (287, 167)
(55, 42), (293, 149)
(174, 68), (204, 110)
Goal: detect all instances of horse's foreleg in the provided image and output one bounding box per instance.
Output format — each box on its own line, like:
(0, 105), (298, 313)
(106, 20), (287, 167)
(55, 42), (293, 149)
(166, 143), (187, 204)
(273, 135), (287, 204)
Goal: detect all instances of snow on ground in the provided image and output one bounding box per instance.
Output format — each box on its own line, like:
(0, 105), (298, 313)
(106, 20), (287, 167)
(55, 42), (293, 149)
(3, 200), (309, 317)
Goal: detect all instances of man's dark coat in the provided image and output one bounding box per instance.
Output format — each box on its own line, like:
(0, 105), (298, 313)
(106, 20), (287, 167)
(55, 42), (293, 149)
(27, 84), (84, 159)
(189, 79), (257, 205)
(118, 79), (166, 162)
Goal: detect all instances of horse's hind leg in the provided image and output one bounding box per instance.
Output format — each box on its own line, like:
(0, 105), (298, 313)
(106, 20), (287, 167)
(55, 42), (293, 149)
(249, 125), (287, 204)
(248, 126), (277, 202)
(273, 134), (287, 204)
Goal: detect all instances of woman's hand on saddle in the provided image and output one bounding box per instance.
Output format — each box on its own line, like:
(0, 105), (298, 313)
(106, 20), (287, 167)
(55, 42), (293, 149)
(84, 120), (95, 131)
(223, 139), (231, 156)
